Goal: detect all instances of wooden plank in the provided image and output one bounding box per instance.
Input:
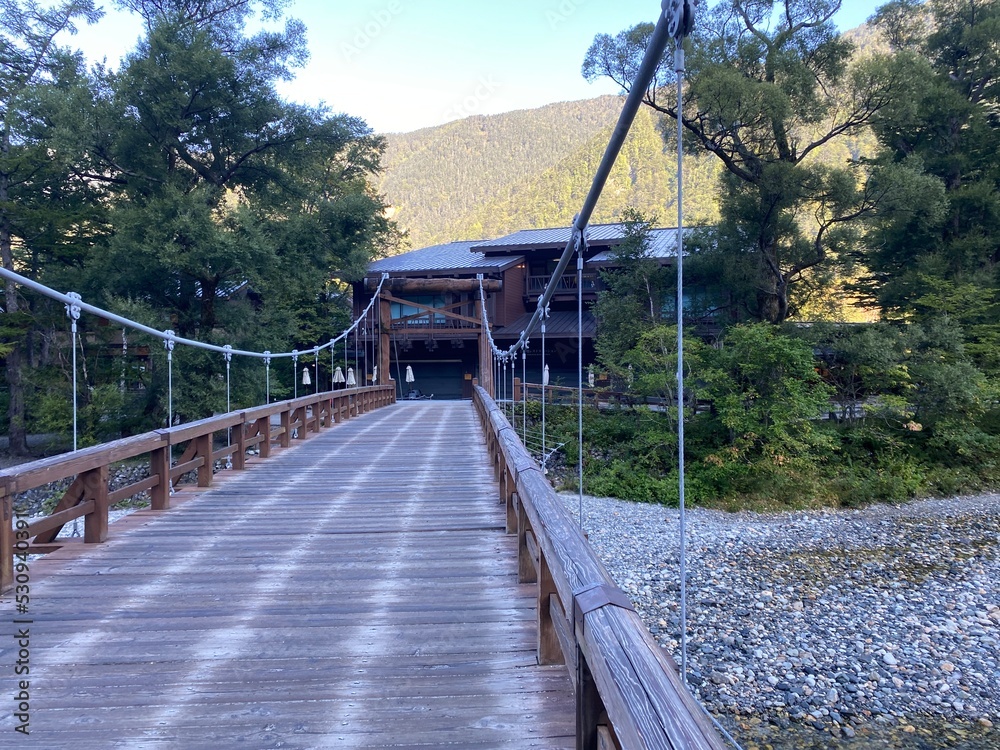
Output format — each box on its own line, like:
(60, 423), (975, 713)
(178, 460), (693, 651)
(161, 413), (241, 444)
(25, 499), (95, 539)
(108, 475), (160, 506)
(1, 400), (574, 747)
(0, 431), (164, 494)
(31, 474), (86, 544)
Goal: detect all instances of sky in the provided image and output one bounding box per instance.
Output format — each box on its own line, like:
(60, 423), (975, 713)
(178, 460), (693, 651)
(64, 0), (876, 135)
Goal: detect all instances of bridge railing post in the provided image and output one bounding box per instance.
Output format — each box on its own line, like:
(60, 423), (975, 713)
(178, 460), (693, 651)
(1, 492), (13, 593)
(150, 444), (171, 510)
(82, 465), (110, 544)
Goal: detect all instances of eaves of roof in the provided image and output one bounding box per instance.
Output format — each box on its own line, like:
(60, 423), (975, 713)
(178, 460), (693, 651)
(368, 241), (523, 276)
(492, 311), (597, 339)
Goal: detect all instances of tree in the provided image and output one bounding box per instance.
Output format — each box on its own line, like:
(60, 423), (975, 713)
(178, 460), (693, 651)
(1, 0), (102, 454)
(859, 0), (1000, 373)
(699, 323), (833, 462)
(83, 2), (398, 421)
(583, 0), (901, 323)
(593, 208), (671, 385)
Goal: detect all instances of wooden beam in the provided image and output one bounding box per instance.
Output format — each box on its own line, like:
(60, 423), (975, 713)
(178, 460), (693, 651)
(1, 495), (15, 593)
(380, 295), (391, 387)
(366, 277), (502, 293)
(381, 293), (483, 327)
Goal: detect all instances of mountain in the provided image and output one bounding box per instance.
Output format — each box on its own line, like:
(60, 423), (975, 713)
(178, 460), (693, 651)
(377, 96), (721, 250)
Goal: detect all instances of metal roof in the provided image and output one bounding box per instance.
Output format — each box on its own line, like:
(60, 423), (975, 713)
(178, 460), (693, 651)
(368, 241), (524, 275)
(589, 227), (690, 264)
(473, 223), (690, 262)
(492, 311), (597, 340)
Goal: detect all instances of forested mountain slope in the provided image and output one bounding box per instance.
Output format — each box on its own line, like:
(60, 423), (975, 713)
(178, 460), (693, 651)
(378, 95), (721, 249)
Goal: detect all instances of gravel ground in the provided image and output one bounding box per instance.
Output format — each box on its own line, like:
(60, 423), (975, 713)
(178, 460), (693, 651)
(559, 492), (999, 748)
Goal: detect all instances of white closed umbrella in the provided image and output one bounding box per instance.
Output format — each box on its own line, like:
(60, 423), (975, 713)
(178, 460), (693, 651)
(405, 365), (414, 384)
(542, 364), (550, 386)
(372, 365), (377, 383)
(346, 367), (356, 387)
(333, 366), (345, 384)
(301, 366), (311, 386)
(588, 365), (595, 388)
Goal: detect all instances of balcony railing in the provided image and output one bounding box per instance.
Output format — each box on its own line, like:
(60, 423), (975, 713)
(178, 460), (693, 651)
(526, 274), (599, 295)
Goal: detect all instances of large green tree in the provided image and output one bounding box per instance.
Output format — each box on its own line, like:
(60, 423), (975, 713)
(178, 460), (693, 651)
(592, 208), (672, 385)
(860, 0), (1000, 372)
(82, 1), (398, 421)
(584, 0), (901, 323)
(1, 0), (103, 454)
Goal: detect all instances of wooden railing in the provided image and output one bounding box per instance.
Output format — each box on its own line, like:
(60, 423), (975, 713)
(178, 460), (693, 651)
(519, 382), (639, 408)
(1, 385), (396, 592)
(473, 385), (725, 750)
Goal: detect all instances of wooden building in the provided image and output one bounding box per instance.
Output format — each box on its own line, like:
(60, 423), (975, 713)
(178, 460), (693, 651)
(353, 223), (691, 400)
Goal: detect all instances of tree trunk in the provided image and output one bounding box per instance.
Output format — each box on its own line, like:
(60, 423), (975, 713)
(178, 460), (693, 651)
(1, 128), (30, 455)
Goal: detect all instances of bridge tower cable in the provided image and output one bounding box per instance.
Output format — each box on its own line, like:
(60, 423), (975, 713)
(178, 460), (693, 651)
(668, 0), (694, 688)
(264, 351), (272, 403)
(510, 357), (515, 424)
(577, 228), (586, 530)
(65, 292), (82, 453)
(224, 345), (234, 469)
(164, 331), (175, 428)
(521, 345), (527, 441)
(540, 305), (548, 474)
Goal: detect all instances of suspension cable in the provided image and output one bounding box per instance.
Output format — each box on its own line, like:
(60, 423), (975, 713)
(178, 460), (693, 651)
(164, 331), (175, 428)
(65, 292), (82, 452)
(577, 242), (585, 530)
(675, 35), (691, 687)
(223, 345), (234, 469)
(0, 267), (389, 365)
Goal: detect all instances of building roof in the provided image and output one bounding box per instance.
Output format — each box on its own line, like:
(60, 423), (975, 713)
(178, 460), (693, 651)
(366, 223), (697, 277)
(589, 227), (687, 264)
(368, 241), (523, 276)
(473, 223), (689, 262)
(492, 311), (597, 340)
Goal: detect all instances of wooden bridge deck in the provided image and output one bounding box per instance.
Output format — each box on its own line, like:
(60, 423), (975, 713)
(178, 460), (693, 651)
(1, 401), (575, 749)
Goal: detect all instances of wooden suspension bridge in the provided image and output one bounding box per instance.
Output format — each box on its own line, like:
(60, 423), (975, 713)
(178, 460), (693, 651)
(1, 386), (725, 749)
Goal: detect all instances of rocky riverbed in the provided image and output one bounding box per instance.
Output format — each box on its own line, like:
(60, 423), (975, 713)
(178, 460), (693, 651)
(559, 492), (999, 749)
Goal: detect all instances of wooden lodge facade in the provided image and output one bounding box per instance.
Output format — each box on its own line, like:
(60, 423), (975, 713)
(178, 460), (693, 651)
(353, 223), (690, 400)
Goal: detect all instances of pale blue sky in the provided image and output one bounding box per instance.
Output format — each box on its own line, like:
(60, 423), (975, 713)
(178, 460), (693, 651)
(65, 1), (875, 134)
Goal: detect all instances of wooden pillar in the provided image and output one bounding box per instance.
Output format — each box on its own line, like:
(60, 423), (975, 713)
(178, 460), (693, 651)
(232, 421), (247, 470)
(1, 493), (13, 593)
(537, 552), (564, 665)
(83, 465), (109, 544)
(518, 511), (536, 584)
(256, 416), (272, 458)
(577, 652), (604, 750)
(280, 409), (291, 448)
(196, 433), (213, 486)
(379, 294), (391, 387)
(476, 298), (493, 398)
(150, 445), (171, 510)
(514, 377), (521, 402)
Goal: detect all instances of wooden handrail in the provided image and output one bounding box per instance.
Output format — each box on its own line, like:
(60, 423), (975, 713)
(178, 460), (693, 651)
(1, 385), (396, 592)
(473, 385), (725, 750)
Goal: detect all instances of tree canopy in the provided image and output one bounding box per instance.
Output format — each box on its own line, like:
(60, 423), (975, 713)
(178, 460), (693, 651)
(584, 0), (905, 323)
(0, 0), (399, 446)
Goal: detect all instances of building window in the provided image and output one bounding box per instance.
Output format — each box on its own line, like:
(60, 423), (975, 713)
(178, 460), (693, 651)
(391, 295), (447, 326)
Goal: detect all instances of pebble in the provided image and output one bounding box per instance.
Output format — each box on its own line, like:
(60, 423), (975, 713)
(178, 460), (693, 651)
(560, 491), (1000, 740)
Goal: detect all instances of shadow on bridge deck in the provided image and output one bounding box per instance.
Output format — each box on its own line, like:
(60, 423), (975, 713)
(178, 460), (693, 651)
(1, 401), (574, 748)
